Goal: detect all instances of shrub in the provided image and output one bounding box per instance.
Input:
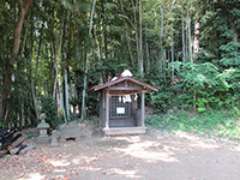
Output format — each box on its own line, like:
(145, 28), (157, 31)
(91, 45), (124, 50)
(41, 96), (63, 128)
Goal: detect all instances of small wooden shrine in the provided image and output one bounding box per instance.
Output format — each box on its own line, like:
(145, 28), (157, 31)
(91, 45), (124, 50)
(91, 70), (158, 135)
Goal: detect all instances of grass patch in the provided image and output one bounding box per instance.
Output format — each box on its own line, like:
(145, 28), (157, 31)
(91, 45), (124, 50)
(146, 109), (240, 140)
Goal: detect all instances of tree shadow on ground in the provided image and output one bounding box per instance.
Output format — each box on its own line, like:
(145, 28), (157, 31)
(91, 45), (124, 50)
(3, 131), (232, 180)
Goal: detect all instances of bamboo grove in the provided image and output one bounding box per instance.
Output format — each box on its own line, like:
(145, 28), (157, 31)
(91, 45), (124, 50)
(1, 0), (240, 128)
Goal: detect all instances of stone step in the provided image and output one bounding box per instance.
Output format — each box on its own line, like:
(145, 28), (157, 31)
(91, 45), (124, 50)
(109, 119), (136, 128)
(103, 127), (146, 136)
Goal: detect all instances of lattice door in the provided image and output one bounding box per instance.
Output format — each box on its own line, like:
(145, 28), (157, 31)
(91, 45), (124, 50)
(109, 96), (132, 120)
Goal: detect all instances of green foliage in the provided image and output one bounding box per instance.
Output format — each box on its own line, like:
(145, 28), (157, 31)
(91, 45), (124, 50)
(2, 0), (240, 131)
(41, 96), (63, 128)
(219, 68), (240, 90)
(150, 60), (240, 113)
(146, 109), (240, 140)
(151, 90), (174, 112)
(220, 42), (240, 66)
(173, 62), (231, 111)
(175, 62), (222, 90)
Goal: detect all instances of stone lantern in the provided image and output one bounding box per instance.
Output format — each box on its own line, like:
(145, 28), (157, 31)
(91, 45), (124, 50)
(37, 113), (50, 143)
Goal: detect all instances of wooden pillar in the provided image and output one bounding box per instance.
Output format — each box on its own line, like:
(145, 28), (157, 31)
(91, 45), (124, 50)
(105, 91), (109, 129)
(141, 92), (145, 127)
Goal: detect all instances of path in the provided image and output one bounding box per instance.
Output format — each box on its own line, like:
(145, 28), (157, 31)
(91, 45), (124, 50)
(0, 130), (240, 180)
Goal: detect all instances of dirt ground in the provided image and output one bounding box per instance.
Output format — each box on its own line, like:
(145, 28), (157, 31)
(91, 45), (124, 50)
(1, 129), (240, 180)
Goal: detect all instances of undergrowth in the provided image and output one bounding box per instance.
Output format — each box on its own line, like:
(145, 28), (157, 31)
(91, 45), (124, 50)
(146, 108), (240, 140)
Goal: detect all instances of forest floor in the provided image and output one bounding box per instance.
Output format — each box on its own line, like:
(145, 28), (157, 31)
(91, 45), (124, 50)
(1, 129), (240, 180)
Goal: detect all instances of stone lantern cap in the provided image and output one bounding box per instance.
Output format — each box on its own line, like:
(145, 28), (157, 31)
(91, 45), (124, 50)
(37, 113), (50, 129)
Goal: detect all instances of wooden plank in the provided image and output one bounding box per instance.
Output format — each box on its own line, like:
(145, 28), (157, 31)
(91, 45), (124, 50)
(0, 129), (18, 146)
(9, 144), (27, 155)
(7, 136), (25, 152)
(141, 92), (145, 127)
(108, 91), (140, 96)
(1, 132), (21, 149)
(0, 149), (8, 158)
(108, 86), (143, 91)
(105, 91), (109, 129)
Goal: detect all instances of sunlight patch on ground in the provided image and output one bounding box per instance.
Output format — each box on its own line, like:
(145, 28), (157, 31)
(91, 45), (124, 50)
(175, 131), (202, 141)
(114, 140), (178, 163)
(79, 166), (101, 172)
(72, 156), (98, 165)
(53, 169), (66, 173)
(72, 157), (81, 165)
(230, 145), (240, 152)
(190, 141), (219, 149)
(113, 136), (141, 143)
(18, 173), (45, 180)
(103, 168), (141, 178)
(175, 131), (219, 149)
(48, 159), (71, 167)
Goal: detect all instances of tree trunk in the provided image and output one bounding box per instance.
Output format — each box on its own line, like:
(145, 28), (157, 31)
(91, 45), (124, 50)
(59, 79), (67, 123)
(81, 54), (89, 121)
(35, 23), (44, 80)
(131, 0), (140, 74)
(100, 0), (108, 60)
(89, 0), (97, 37)
(186, 15), (193, 62)
(138, 0), (144, 77)
(163, 49), (167, 81)
(64, 69), (70, 121)
(52, 10), (66, 123)
(145, 41), (150, 74)
(159, 6), (165, 74)
(171, 43), (175, 82)
(1, 0), (32, 122)
(120, 0), (134, 66)
(181, 16), (186, 61)
(193, 20), (200, 60)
